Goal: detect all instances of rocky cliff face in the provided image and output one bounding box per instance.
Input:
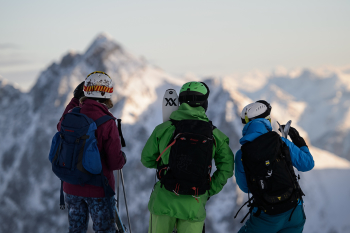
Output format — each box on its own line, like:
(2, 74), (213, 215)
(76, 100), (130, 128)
(0, 34), (349, 233)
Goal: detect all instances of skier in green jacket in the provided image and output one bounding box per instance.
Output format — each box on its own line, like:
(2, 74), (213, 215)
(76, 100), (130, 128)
(141, 81), (234, 233)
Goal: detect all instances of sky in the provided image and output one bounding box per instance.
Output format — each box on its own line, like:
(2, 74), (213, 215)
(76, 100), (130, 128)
(0, 0), (349, 91)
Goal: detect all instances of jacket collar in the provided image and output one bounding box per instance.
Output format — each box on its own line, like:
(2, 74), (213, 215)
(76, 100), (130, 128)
(240, 118), (272, 145)
(79, 98), (115, 119)
(169, 103), (209, 122)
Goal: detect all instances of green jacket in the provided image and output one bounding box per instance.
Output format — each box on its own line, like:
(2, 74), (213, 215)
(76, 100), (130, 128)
(141, 103), (234, 221)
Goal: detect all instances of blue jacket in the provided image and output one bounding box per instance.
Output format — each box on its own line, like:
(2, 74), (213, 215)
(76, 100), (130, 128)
(235, 118), (314, 194)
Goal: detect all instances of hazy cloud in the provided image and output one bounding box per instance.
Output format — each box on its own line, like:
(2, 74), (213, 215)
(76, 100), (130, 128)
(0, 59), (31, 67)
(0, 53), (44, 68)
(0, 69), (39, 91)
(0, 43), (20, 50)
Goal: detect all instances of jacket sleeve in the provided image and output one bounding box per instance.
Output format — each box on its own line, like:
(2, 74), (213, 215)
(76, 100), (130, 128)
(235, 149), (249, 193)
(100, 120), (125, 171)
(57, 97), (79, 131)
(141, 128), (160, 169)
(281, 138), (315, 172)
(209, 129), (234, 196)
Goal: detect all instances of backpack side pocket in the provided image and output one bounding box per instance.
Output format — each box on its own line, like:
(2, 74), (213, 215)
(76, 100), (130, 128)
(49, 132), (61, 163)
(83, 138), (102, 174)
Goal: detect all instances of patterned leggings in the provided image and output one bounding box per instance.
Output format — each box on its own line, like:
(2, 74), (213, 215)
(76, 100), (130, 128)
(65, 194), (116, 233)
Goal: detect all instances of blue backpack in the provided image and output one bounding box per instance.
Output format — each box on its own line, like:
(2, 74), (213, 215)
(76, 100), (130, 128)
(49, 107), (115, 211)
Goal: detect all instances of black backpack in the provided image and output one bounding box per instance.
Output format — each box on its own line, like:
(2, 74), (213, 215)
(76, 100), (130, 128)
(156, 120), (216, 198)
(235, 131), (304, 222)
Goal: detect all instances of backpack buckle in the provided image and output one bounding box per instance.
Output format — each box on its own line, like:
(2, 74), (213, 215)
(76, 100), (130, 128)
(259, 180), (266, 190)
(266, 170), (273, 178)
(75, 138), (80, 144)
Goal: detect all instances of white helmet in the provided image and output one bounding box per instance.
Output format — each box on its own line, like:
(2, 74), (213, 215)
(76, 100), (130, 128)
(83, 71), (113, 99)
(241, 100), (272, 124)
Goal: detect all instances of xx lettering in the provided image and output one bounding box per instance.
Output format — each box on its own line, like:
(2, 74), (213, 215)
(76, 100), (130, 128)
(165, 98), (177, 106)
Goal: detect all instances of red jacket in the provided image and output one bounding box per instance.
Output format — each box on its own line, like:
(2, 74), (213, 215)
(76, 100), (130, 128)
(58, 97), (125, 197)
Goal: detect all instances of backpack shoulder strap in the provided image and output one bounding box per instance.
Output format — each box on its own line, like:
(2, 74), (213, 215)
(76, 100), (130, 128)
(208, 121), (217, 147)
(209, 120), (217, 130)
(64, 107), (94, 125)
(170, 119), (178, 126)
(71, 107), (81, 113)
(95, 115), (114, 127)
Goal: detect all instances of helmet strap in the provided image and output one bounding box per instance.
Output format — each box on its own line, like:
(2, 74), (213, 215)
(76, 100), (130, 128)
(202, 100), (208, 112)
(244, 111), (249, 124)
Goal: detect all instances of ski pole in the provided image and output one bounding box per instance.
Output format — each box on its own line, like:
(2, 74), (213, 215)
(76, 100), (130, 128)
(117, 170), (120, 211)
(120, 169), (132, 233)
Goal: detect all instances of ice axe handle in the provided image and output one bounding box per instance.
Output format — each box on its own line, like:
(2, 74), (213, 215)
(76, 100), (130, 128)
(283, 120), (292, 140)
(277, 121), (286, 138)
(277, 120), (292, 139)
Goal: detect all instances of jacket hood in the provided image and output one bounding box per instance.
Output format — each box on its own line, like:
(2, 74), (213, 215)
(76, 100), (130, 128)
(169, 103), (209, 122)
(239, 118), (272, 145)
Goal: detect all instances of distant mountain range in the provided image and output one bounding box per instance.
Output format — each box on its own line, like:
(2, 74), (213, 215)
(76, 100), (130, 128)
(0, 33), (349, 233)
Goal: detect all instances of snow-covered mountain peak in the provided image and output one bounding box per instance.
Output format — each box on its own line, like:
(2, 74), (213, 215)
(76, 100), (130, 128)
(60, 51), (81, 68)
(26, 33), (183, 124)
(85, 32), (118, 54)
(271, 67), (303, 79)
(0, 77), (23, 107)
(0, 77), (9, 91)
(83, 33), (125, 70)
(0, 75), (21, 91)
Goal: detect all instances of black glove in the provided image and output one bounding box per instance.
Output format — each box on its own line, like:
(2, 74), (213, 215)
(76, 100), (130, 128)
(73, 81), (85, 99)
(279, 125), (307, 148)
(122, 151), (127, 165)
(288, 127), (307, 148)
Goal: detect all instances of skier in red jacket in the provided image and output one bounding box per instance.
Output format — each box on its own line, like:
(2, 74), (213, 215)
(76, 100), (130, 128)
(58, 71), (126, 233)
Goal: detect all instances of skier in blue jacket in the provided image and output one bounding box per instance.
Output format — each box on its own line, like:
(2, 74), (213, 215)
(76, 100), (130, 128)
(235, 100), (314, 233)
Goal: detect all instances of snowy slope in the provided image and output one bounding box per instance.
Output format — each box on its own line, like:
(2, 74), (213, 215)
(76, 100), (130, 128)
(302, 147), (350, 233)
(0, 33), (349, 233)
